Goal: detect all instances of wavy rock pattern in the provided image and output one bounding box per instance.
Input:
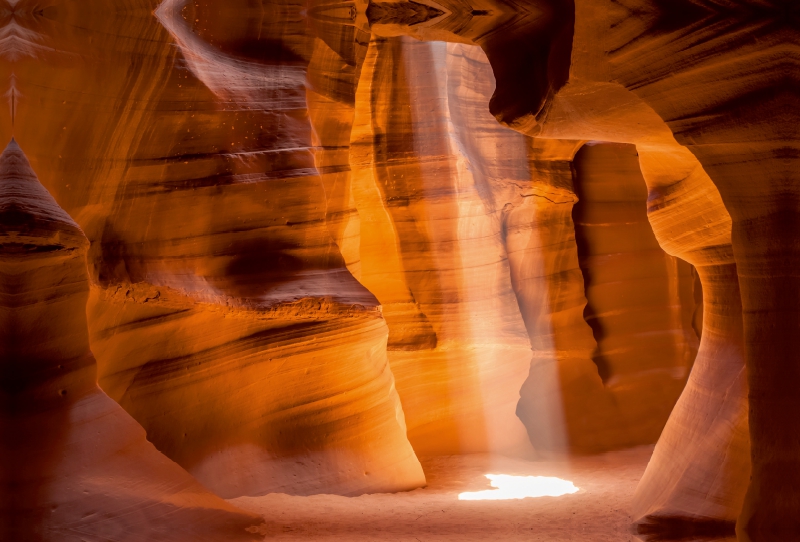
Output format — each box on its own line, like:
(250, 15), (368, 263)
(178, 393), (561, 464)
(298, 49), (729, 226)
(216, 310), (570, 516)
(506, 15), (753, 533)
(3, 0), (799, 538)
(572, 143), (697, 416)
(630, 145), (750, 532)
(347, 37), (703, 458)
(518, 2), (794, 537)
(513, 140), (702, 455)
(0, 140), (261, 541)
(349, 37), (534, 454)
(595, 5), (800, 536)
(7, 0), (424, 498)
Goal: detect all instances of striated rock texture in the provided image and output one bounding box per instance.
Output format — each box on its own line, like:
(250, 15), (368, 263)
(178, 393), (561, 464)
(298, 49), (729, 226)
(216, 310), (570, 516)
(370, 0), (756, 529)
(347, 36), (701, 457)
(516, 141), (701, 455)
(507, 22), (753, 535)
(8, 0), (424, 498)
(0, 139), (262, 541)
(348, 37), (534, 455)
(93, 0), (423, 498)
(528, 2), (795, 537)
(630, 145), (749, 533)
(593, 5), (800, 538)
(492, 0), (768, 535)
(4, 0), (800, 538)
(571, 143), (697, 435)
(3, 0), (723, 489)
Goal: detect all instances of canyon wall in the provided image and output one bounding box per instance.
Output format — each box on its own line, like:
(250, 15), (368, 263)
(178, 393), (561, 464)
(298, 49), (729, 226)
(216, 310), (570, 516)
(348, 37), (534, 455)
(344, 36), (701, 457)
(513, 140), (703, 455)
(558, 3), (791, 537)
(8, 0), (424, 498)
(571, 143), (697, 440)
(0, 139), (261, 540)
(3, 1), (797, 539)
(2, 0), (713, 487)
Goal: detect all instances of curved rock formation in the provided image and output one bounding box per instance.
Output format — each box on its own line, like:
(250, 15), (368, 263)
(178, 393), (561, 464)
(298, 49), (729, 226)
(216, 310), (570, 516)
(0, 139), (261, 541)
(631, 146), (749, 532)
(347, 37), (702, 458)
(597, 5), (799, 537)
(572, 143), (697, 431)
(9, 0), (424, 498)
(349, 36), (534, 455)
(523, 2), (790, 537)
(514, 140), (702, 455)
(4, 0), (798, 538)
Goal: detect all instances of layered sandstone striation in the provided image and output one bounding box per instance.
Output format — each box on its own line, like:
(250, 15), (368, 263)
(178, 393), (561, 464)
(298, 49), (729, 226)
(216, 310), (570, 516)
(595, 5), (800, 537)
(492, 0), (759, 533)
(571, 143), (697, 437)
(3, 0), (797, 539)
(349, 37), (533, 454)
(347, 35), (702, 458)
(633, 146), (749, 531)
(516, 141), (702, 455)
(0, 139), (262, 540)
(9, 0), (424, 498)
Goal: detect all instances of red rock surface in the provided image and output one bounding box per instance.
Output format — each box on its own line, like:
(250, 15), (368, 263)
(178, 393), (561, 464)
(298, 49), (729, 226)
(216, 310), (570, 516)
(2, 0), (798, 539)
(0, 139), (262, 540)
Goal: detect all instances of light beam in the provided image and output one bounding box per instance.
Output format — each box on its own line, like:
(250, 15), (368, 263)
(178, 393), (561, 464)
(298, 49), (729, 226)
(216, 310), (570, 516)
(458, 474), (579, 500)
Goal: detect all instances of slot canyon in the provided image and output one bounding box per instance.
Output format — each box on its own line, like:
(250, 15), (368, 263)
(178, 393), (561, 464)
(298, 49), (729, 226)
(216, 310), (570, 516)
(0, 0), (796, 540)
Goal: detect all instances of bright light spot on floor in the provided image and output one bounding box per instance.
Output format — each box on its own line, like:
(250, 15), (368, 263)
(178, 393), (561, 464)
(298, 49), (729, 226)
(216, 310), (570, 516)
(458, 474), (579, 501)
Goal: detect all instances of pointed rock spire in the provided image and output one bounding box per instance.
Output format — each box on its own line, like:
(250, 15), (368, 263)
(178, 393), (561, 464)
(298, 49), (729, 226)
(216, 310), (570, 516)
(0, 138), (85, 250)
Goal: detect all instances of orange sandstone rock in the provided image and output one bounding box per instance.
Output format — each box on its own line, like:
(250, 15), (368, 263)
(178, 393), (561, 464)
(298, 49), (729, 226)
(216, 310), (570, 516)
(0, 139), (262, 541)
(9, 0), (424, 498)
(4, 1), (797, 538)
(349, 36), (534, 455)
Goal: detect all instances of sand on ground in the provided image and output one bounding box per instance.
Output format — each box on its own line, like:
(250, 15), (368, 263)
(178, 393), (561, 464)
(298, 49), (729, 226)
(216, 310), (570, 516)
(230, 446), (682, 541)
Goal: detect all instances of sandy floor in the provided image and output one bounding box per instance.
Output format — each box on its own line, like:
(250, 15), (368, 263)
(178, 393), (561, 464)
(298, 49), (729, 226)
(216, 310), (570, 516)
(231, 446), (668, 541)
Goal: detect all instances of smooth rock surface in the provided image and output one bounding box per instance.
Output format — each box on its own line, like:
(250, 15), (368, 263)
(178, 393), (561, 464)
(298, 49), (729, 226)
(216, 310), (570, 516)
(0, 139), (263, 541)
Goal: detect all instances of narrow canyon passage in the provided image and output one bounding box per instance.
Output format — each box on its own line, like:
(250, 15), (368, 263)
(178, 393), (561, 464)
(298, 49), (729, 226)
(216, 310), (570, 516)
(1, 0), (797, 541)
(571, 143), (698, 445)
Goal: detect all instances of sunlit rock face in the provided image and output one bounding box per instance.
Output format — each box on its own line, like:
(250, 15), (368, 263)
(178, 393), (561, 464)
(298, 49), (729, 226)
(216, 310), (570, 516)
(519, 1), (796, 538)
(632, 146), (750, 532)
(595, 6), (800, 537)
(6, 0), (424, 498)
(345, 35), (702, 456)
(0, 140), (262, 541)
(348, 36), (535, 455)
(2, 0), (800, 539)
(516, 142), (701, 455)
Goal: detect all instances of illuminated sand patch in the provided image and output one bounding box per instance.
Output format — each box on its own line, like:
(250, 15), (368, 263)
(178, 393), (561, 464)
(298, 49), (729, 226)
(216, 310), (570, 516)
(458, 474), (579, 500)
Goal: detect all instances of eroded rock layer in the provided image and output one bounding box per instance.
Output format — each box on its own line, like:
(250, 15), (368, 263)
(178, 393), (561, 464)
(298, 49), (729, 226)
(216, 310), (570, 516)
(513, 140), (701, 455)
(597, 5), (800, 535)
(346, 37), (702, 457)
(572, 143), (697, 436)
(0, 140), (262, 541)
(349, 36), (534, 455)
(3, 1), (797, 537)
(631, 146), (749, 532)
(89, 287), (424, 497)
(8, 0), (424, 498)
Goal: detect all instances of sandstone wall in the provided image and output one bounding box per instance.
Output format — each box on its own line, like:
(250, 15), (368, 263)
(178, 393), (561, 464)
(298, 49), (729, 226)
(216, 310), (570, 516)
(3, 2), (792, 539)
(348, 37), (534, 455)
(8, 0), (424, 498)
(0, 140), (262, 541)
